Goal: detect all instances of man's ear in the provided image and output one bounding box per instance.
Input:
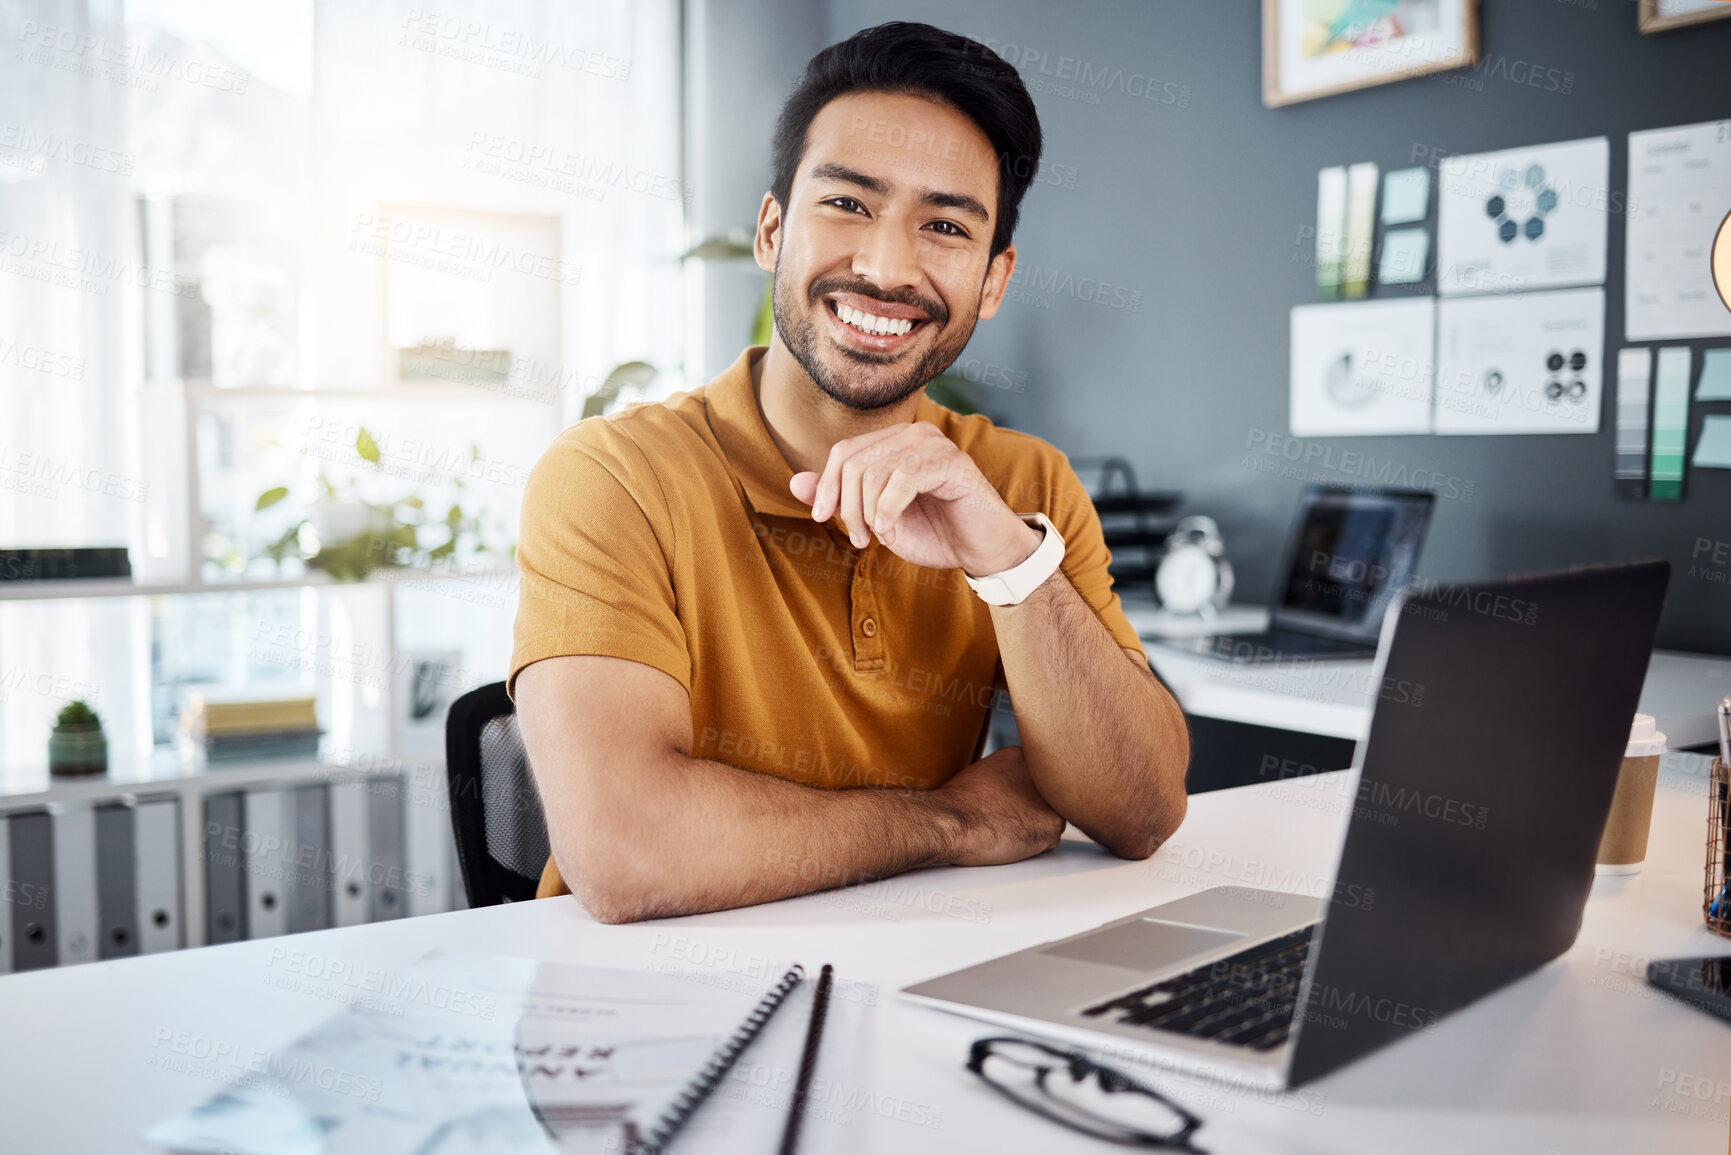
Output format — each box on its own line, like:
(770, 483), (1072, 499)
(754, 192), (782, 273)
(975, 243), (1017, 322)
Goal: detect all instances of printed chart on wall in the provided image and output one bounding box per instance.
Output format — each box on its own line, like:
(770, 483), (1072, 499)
(1437, 137), (1610, 297)
(1626, 119), (1731, 341)
(1435, 287), (1605, 435)
(1290, 298), (1435, 436)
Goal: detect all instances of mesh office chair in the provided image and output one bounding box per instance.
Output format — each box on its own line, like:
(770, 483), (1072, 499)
(445, 681), (552, 906)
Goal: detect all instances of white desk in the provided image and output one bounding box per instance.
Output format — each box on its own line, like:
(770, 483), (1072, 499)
(1127, 602), (1731, 747)
(2, 767), (1727, 1153)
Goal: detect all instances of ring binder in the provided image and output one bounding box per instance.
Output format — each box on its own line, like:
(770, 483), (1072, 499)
(637, 964), (807, 1154)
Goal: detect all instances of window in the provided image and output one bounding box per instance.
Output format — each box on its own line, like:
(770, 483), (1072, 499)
(0, 0), (682, 775)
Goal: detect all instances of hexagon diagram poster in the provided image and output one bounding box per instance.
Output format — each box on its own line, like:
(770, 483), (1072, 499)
(1436, 137), (1609, 297)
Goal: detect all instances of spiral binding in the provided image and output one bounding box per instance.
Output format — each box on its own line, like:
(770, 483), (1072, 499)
(635, 963), (807, 1154)
(1707, 758), (1729, 939)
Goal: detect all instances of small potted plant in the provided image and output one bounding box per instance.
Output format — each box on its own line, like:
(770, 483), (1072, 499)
(49, 699), (107, 776)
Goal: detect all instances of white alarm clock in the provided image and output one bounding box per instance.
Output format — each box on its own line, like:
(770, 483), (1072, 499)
(1155, 516), (1235, 616)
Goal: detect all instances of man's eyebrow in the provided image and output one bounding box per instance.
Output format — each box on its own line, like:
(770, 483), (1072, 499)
(808, 162), (888, 196)
(919, 189), (991, 224)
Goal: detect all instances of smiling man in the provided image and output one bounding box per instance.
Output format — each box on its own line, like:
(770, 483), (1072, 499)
(509, 22), (1189, 923)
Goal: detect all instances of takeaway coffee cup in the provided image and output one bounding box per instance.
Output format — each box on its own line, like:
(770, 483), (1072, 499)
(1595, 714), (1667, 875)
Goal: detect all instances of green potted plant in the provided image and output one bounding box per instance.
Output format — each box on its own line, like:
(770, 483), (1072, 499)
(49, 699), (107, 776)
(243, 426), (509, 582)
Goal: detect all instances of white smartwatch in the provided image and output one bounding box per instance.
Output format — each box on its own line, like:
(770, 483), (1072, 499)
(964, 512), (1066, 606)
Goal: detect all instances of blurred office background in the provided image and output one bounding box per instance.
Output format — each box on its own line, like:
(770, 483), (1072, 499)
(0, 1), (1727, 954)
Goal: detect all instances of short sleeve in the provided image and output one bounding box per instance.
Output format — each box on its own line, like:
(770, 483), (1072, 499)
(507, 434), (690, 701)
(1042, 459), (1144, 655)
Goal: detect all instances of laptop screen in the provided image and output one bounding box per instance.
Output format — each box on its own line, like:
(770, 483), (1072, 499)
(1269, 487), (1435, 643)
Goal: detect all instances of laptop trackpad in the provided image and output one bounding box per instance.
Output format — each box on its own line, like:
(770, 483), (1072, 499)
(1041, 920), (1245, 972)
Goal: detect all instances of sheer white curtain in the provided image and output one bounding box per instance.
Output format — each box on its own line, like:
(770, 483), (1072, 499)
(0, 0), (683, 773)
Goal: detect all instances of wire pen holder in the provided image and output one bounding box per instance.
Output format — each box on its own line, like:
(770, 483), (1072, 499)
(1708, 758), (1730, 939)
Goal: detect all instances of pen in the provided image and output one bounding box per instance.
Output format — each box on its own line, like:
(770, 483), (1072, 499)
(1715, 700), (1730, 921)
(1718, 698), (1731, 767)
(778, 963), (834, 1155)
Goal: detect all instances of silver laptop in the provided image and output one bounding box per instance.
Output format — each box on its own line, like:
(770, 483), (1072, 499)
(905, 561), (1669, 1089)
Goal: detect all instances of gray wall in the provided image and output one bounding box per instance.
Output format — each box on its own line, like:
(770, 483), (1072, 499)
(695, 0), (1731, 653)
(684, 0), (823, 380)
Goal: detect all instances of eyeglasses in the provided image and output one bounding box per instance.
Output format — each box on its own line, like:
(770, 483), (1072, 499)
(966, 1036), (1207, 1151)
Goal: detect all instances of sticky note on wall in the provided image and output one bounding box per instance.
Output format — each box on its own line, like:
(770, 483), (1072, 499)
(1693, 415), (1731, 469)
(1344, 162), (1378, 298)
(1650, 346), (1691, 501)
(1696, 348), (1731, 400)
(1317, 166), (1347, 300)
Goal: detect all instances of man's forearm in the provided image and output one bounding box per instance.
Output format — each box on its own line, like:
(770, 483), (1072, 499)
(555, 753), (959, 923)
(988, 572), (1190, 858)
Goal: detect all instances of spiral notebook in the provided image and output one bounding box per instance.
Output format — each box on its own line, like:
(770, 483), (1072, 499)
(142, 950), (856, 1155)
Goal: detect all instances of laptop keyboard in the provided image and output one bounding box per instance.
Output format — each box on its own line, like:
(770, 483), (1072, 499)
(1080, 926), (1317, 1051)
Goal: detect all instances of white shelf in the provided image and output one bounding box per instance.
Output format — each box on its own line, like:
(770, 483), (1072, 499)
(179, 380), (552, 404)
(0, 565), (516, 602)
(0, 746), (447, 810)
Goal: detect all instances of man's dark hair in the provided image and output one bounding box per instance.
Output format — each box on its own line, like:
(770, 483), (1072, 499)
(770, 22), (1041, 260)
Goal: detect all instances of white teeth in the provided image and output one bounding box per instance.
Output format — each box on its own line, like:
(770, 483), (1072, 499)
(835, 302), (914, 337)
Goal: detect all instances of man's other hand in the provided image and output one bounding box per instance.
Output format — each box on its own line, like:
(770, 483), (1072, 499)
(938, 745), (1066, 866)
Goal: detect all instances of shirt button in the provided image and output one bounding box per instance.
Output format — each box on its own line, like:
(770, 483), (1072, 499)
(860, 617), (878, 638)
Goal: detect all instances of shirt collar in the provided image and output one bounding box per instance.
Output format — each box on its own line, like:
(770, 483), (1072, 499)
(706, 345), (948, 520)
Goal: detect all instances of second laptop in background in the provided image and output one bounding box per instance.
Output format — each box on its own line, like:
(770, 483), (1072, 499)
(1157, 485), (1435, 663)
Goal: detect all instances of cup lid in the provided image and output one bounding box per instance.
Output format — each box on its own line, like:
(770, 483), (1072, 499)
(1626, 713), (1667, 756)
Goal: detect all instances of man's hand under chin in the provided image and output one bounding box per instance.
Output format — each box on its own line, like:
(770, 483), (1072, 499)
(788, 419), (1042, 578)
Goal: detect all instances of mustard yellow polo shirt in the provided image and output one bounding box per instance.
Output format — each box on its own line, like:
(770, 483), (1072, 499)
(509, 345), (1142, 897)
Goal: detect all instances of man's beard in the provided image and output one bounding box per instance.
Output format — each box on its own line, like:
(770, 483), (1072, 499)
(772, 254), (977, 412)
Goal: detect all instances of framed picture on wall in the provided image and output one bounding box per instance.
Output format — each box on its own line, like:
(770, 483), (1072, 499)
(1263, 0), (1480, 108)
(1639, 0), (1731, 33)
